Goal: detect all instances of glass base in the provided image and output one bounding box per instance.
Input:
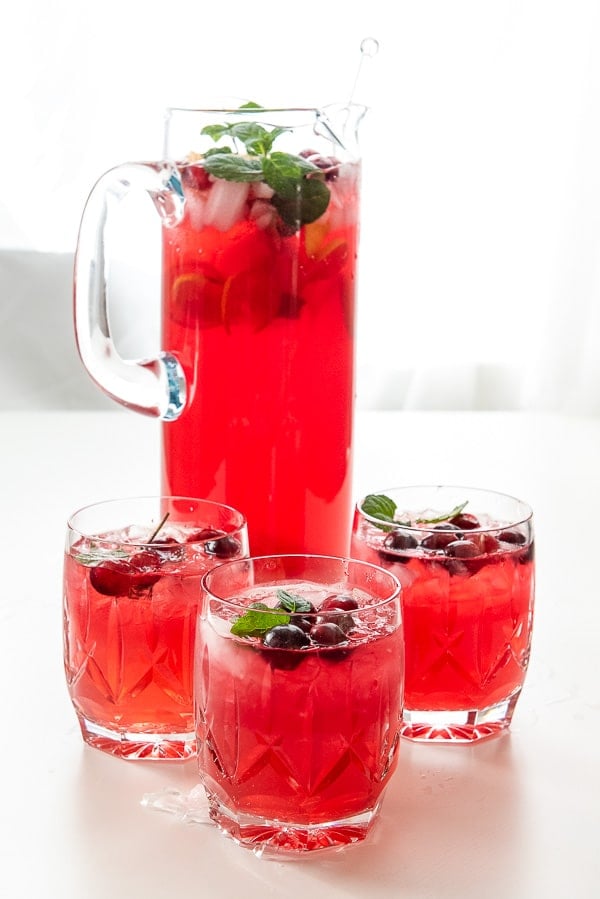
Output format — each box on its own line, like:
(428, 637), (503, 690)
(401, 691), (520, 743)
(77, 715), (196, 760)
(205, 791), (382, 857)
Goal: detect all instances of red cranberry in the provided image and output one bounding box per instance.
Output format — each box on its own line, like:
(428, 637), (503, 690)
(445, 540), (480, 559)
(450, 512), (480, 530)
(498, 529), (527, 545)
(310, 622), (348, 646)
(90, 560), (136, 596)
(181, 164), (211, 191)
(321, 593), (359, 612)
(422, 524), (462, 550)
(129, 550), (162, 588)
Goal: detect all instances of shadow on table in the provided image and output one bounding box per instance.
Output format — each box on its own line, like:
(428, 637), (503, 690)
(312, 733), (529, 896)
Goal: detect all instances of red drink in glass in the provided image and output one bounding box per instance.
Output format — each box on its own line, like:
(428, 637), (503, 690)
(351, 486), (535, 742)
(195, 555), (403, 853)
(161, 151), (359, 556)
(63, 497), (248, 759)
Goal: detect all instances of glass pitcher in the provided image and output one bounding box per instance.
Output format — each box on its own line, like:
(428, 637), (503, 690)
(74, 103), (367, 556)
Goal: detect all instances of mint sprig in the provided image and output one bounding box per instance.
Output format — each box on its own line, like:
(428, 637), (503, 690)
(230, 603), (290, 638)
(276, 588), (313, 614)
(362, 494), (397, 524)
(199, 104), (330, 231)
(362, 493), (469, 528)
(416, 501), (469, 524)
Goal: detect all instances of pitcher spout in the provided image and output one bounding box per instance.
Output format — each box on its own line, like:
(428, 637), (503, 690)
(315, 102), (368, 158)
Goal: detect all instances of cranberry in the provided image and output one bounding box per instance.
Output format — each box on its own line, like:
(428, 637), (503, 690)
(481, 534), (500, 553)
(498, 529), (527, 545)
(310, 622), (348, 646)
(298, 148), (340, 180)
(315, 609), (355, 634)
(90, 560), (136, 596)
(321, 593), (359, 612)
(384, 530), (419, 552)
(181, 164), (211, 191)
(264, 624), (310, 649)
(263, 624), (310, 670)
(129, 550), (162, 588)
(450, 512), (480, 530)
(445, 540), (480, 559)
(422, 524), (462, 550)
(204, 535), (241, 558)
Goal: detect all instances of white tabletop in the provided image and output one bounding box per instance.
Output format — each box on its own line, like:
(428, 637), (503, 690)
(0, 409), (598, 898)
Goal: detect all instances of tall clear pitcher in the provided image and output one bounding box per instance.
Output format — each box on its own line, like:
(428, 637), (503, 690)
(74, 103), (366, 555)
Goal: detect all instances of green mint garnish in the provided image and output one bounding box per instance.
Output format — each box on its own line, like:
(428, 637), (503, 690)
(200, 104), (330, 231)
(416, 501), (469, 524)
(230, 602), (290, 638)
(362, 494), (469, 529)
(74, 547), (128, 566)
(362, 493), (398, 524)
(276, 588), (313, 614)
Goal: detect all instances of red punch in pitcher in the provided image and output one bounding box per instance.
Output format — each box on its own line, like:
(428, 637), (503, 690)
(74, 104), (367, 555)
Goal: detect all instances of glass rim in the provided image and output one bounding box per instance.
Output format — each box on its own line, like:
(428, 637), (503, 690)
(67, 495), (248, 546)
(165, 102), (368, 116)
(357, 484), (534, 533)
(201, 553), (401, 617)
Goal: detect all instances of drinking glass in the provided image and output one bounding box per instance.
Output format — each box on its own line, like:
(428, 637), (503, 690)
(195, 554), (403, 854)
(351, 486), (535, 742)
(63, 496), (248, 759)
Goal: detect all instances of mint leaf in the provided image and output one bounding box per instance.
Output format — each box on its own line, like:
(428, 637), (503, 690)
(202, 153), (264, 182)
(263, 152), (318, 198)
(272, 178), (330, 228)
(276, 589), (313, 613)
(362, 494), (398, 523)
(416, 501), (469, 524)
(230, 603), (290, 637)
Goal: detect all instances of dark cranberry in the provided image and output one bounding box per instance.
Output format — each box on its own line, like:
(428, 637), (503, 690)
(422, 524), (461, 550)
(384, 530), (419, 553)
(294, 616), (316, 634)
(204, 535), (241, 558)
(90, 560), (136, 596)
(264, 624), (310, 650)
(498, 529), (527, 545)
(445, 540), (480, 559)
(450, 512), (480, 530)
(310, 622), (348, 646)
(298, 149), (341, 180)
(315, 610), (355, 634)
(321, 593), (359, 612)
(263, 624), (310, 670)
(181, 164), (211, 191)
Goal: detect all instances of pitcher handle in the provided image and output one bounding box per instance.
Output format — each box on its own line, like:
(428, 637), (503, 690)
(73, 162), (186, 420)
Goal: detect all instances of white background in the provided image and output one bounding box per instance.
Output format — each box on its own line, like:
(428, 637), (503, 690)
(2, 1), (600, 412)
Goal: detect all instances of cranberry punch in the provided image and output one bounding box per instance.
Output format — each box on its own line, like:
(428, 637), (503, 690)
(195, 554), (403, 854)
(351, 486), (535, 742)
(74, 104), (366, 555)
(63, 496), (248, 759)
